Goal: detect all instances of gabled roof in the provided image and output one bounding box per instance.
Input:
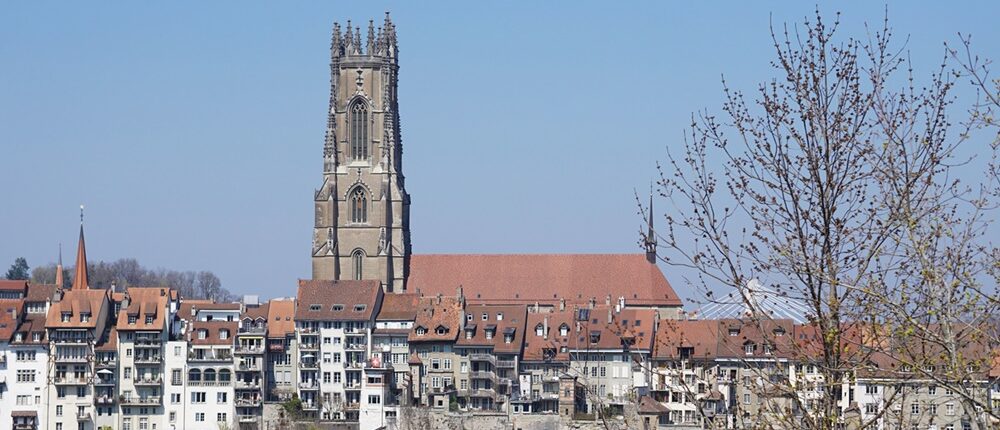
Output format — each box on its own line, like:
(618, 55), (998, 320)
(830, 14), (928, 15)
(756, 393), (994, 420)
(116, 287), (170, 331)
(241, 302), (269, 321)
(0, 299), (24, 341)
(178, 300), (240, 320)
(653, 319), (719, 360)
(295, 279), (381, 322)
(0, 280), (27, 292)
(13, 313), (48, 344)
(45, 289), (109, 329)
(408, 254), (682, 307)
(457, 305), (527, 354)
(189, 320), (238, 346)
(409, 295), (463, 343)
(96, 328), (118, 352)
(25, 283), (57, 303)
(266, 299), (296, 338)
(522, 309), (576, 363)
(376, 293), (419, 321)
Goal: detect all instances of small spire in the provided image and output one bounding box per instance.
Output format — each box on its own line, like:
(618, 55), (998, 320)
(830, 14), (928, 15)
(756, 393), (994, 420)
(367, 20), (376, 54)
(55, 243), (64, 288)
(331, 22), (342, 58)
(644, 184), (657, 262)
(72, 205), (90, 290)
(344, 20), (352, 51)
(354, 26), (362, 54)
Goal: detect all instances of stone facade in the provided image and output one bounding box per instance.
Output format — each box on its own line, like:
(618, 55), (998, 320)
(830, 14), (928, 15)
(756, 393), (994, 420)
(312, 14), (411, 292)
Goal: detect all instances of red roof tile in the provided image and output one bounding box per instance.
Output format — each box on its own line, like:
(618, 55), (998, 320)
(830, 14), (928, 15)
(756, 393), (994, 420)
(376, 293), (419, 321)
(457, 305), (527, 354)
(408, 254), (682, 307)
(266, 299), (296, 338)
(189, 320), (238, 345)
(45, 289), (109, 329)
(116, 287), (170, 331)
(295, 280), (382, 322)
(409, 295), (463, 342)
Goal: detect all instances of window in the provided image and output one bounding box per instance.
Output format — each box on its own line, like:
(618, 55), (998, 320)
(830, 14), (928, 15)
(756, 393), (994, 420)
(910, 402), (919, 415)
(80, 312), (91, 322)
(145, 315), (153, 324)
(217, 392), (227, 404)
(56, 405), (63, 416)
(195, 413), (205, 422)
(444, 359), (452, 370)
(744, 343), (755, 355)
(535, 324), (544, 337)
(496, 313), (503, 321)
(16, 369), (35, 383)
(192, 392), (206, 403)
(928, 385), (937, 395)
(368, 395), (381, 404)
(946, 403), (955, 416)
(128, 315), (137, 324)
(460, 362), (468, 373)
(353, 249), (365, 280)
(219, 329), (229, 340)
(169, 412), (176, 422)
(171, 393), (181, 404)
(743, 393), (751, 404)
(62, 312), (71, 322)
(350, 187), (368, 224)
(560, 324), (569, 336)
(350, 100), (369, 160)
(865, 385), (878, 394)
(865, 403), (877, 414)
(217, 413), (227, 422)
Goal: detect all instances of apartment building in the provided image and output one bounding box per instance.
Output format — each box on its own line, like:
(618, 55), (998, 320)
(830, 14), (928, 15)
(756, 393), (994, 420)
(649, 319), (725, 429)
(455, 304), (526, 412)
(181, 301), (239, 430)
(8, 283), (53, 430)
(408, 295), (463, 409)
(373, 293), (419, 406)
(294, 280), (383, 422)
(114, 287), (173, 430)
(263, 298), (296, 403)
(517, 307), (575, 415)
(234, 301), (267, 429)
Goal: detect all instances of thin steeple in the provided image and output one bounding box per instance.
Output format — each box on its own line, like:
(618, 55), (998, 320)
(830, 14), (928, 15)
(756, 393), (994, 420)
(72, 205), (89, 290)
(55, 243), (64, 288)
(644, 184), (657, 263)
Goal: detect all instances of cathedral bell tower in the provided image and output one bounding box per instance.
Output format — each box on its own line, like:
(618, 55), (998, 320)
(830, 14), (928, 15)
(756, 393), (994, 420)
(312, 13), (412, 292)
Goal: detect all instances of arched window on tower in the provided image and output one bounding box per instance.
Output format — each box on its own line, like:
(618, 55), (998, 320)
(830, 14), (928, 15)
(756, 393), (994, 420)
(352, 249), (364, 280)
(350, 187), (367, 223)
(350, 100), (369, 161)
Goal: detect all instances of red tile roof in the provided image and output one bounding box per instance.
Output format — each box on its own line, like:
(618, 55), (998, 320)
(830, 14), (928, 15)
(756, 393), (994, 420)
(266, 299), (296, 338)
(189, 320), (238, 345)
(13, 313), (47, 345)
(522, 309), (576, 363)
(376, 293), (419, 321)
(409, 295), (463, 343)
(457, 304), (527, 354)
(0, 280), (27, 292)
(116, 287), (170, 331)
(408, 254), (682, 307)
(0, 299), (24, 341)
(653, 319), (719, 360)
(45, 289), (109, 329)
(96, 328), (118, 352)
(178, 300), (239, 320)
(25, 283), (57, 303)
(295, 280), (382, 322)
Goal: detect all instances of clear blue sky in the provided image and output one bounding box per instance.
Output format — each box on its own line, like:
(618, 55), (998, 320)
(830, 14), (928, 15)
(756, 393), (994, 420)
(2, 2), (997, 302)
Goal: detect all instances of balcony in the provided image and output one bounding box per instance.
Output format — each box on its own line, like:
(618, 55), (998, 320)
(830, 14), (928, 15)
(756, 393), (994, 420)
(235, 397), (262, 407)
(299, 343), (319, 351)
(13, 424), (37, 430)
(94, 377), (116, 386)
(95, 360), (116, 369)
(133, 355), (162, 364)
(345, 343), (366, 351)
(459, 388), (497, 399)
(344, 381), (362, 390)
(299, 361), (318, 369)
(498, 377), (511, 386)
(53, 355), (89, 363)
(541, 392), (560, 400)
(53, 376), (92, 385)
(187, 380), (232, 387)
(238, 326), (267, 335)
(497, 359), (516, 368)
(301, 401), (318, 410)
(344, 402), (360, 411)
(299, 381), (319, 390)
(235, 345), (265, 355)
(237, 363), (262, 372)
(134, 338), (161, 348)
(188, 352), (233, 362)
(76, 412), (91, 421)
(52, 336), (89, 344)
(235, 380), (261, 390)
(470, 370), (496, 380)
(119, 396), (161, 406)
(134, 376), (163, 386)
(238, 415), (259, 423)
(268, 343), (286, 352)
(469, 354), (496, 364)
(542, 375), (560, 383)
(94, 395), (116, 405)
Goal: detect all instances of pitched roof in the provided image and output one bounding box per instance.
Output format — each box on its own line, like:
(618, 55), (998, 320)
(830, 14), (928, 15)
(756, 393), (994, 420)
(45, 289), (108, 329)
(116, 287), (170, 331)
(25, 283), (57, 303)
(0, 299), (24, 341)
(408, 254), (682, 307)
(13, 313), (48, 344)
(376, 293), (419, 321)
(0, 280), (27, 292)
(638, 396), (669, 414)
(522, 309), (576, 363)
(266, 299), (296, 338)
(295, 279), (382, 322)
(653, 319), (719, 360)
(96, 328), (119, 352)
(178, 300), (239, 320)
(409, 295), (463, 342)
(562, 306), (655, 352)
(189, 320), (238, 345)
(72, 224), (89, 291)
(457, 305), (527, 354)
(241, 303), (269, 321)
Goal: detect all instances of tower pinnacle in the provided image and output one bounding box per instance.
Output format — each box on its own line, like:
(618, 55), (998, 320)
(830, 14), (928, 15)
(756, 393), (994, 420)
(72, 206), (90, 290)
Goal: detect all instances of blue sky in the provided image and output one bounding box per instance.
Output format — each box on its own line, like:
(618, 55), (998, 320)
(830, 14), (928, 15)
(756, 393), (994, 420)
(2, 2), (997, 302)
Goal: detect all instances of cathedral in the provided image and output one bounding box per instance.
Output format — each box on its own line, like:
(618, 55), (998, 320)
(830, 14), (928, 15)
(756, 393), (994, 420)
(311, 14), (682, 317)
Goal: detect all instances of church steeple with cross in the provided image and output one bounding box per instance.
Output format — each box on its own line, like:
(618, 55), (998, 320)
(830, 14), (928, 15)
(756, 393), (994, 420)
(311, 13), (411, 292)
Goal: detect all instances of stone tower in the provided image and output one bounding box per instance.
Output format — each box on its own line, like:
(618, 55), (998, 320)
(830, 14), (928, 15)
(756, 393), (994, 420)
(311, 14), (411, 292)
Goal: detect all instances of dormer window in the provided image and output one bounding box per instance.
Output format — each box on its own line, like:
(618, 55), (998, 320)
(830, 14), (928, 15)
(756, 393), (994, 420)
(332, 305), (344, 311)
(774, 327), (786, 337)
(32, 332), (41, 341)
(435, 326), (448, 335)
(559, 324), (569, 337)
(504, 334), (513, 344)
(589, 331), (601, 344)
(80, 312), (91, 323)
(634, 320), (642, 327)
(219, 329), (230, 340)
(466, 314), (472, 322)
(415, 327), (426, 336)
(61, 312), (71, 323)
(145, 315), (153, 325)
(128, 315), (137, 324)
(535, 324), (544, 337)
(466, 329), (473, 340)
(485, 329), (493, 340)
(763, 344), (773, 355)
(14, 333), (23, 342)
(728, 328), (739, 336)
(198, 329), (208, 340)
(744, 342), (755, 355)
(481, 313), (487, 321)
(496, 313), (504, 321)
(354, 304), (366, 312)
(309, 304), (321, 312)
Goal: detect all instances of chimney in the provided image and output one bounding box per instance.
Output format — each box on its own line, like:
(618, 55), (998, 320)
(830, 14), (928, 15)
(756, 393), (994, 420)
(436, 293), (442, 305)
(559, 298), (565, 311)
(588, 298), (596, 309)
(543, 315), (549, 340)
(607, 308), (613, 324)
(618, 296), (625, 312)
(605, 294), (611, 306)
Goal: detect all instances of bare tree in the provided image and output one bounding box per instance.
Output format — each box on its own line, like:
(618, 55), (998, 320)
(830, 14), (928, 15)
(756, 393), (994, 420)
(645, 9), (997, 430)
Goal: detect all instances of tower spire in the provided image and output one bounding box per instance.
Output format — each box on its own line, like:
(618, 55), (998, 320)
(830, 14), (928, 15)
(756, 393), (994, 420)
(644, 184), (657, 263)
(55, 243), (64, 288)
(72, 205), (89, 290)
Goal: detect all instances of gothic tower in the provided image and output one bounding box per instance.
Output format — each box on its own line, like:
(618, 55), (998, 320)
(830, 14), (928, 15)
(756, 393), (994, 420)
(312, 13), (412, 292)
